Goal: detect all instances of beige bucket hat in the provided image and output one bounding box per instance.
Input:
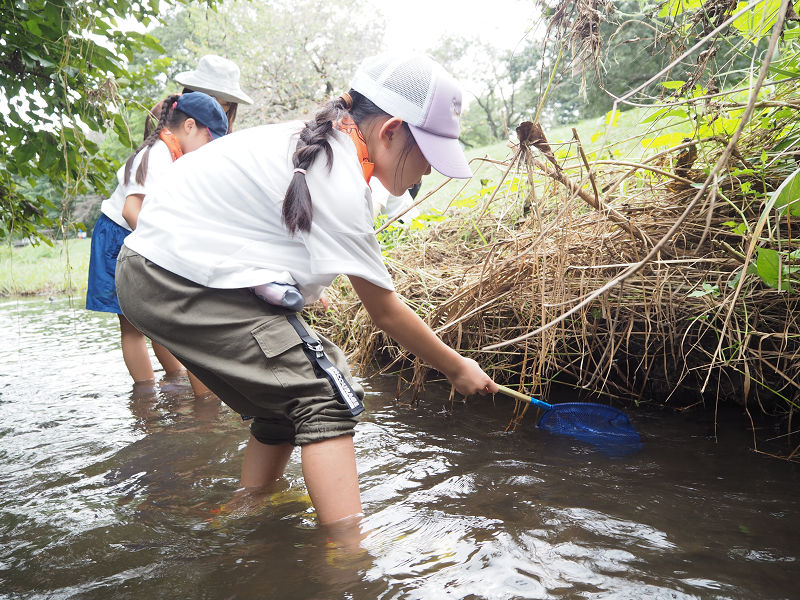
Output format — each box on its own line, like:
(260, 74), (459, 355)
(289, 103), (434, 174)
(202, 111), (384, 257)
(175, 55), (253, 105)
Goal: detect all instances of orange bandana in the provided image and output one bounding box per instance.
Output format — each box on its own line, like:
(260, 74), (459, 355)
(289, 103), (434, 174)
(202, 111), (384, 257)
(159, 129), (183, 161)
(335, 115), (373, 184)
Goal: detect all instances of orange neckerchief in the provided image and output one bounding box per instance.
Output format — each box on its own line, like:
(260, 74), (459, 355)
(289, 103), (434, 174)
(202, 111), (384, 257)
(159, 129), (183, 162)
(335, 115), (374, 184)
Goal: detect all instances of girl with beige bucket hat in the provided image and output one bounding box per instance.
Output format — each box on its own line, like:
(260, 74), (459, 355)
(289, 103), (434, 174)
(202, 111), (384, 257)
(145, 55), (253, 137)
(139, 56), (252, 397)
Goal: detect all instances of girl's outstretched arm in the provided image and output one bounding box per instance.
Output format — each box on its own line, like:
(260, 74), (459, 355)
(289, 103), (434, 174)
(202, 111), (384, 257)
(348, 275), (498, 397)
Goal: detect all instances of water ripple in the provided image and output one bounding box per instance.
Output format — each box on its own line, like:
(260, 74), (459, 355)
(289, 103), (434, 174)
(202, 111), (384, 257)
(1, 298), (799, 599)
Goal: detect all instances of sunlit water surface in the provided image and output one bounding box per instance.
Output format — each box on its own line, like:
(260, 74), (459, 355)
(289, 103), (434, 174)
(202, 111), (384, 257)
(1, 297), (798, 599)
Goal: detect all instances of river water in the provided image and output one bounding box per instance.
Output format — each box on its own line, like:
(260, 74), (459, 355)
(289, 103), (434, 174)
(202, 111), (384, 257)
(0, 296), (798, 599)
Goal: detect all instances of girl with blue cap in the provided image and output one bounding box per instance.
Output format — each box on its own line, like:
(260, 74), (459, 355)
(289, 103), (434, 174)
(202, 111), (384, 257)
(115, 54), (498, 530)
(86, 92), (228, 386)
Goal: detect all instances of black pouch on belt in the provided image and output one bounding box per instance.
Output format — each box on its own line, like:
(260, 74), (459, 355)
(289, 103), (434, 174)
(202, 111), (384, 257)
(285, 313), (364, 416)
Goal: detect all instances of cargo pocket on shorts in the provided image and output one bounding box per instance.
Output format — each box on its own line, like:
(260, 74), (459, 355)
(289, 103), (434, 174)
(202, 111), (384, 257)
(250, 315), (332, 394)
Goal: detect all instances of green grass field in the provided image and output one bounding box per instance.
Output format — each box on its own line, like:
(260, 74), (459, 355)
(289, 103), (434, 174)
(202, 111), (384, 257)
(0, 238), (91, 297)
(416, 105), (687, 210)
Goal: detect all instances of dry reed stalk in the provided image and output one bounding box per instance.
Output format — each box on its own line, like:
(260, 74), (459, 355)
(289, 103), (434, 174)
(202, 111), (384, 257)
(302, 0), (800, 458)
(306, 107), (798, 458)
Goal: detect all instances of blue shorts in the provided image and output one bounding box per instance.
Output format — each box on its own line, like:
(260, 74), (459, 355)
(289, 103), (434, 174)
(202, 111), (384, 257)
(85, 213), (130, 314)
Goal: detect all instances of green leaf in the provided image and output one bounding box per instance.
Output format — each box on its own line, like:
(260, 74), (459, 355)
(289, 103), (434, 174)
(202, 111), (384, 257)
(688, 282), (720, 298)
(112, 113), (133, 150)
(728, 269), (744, 288)
(660, 80), (686, 90)
(658, 0), (704, 18)
(641, 132), (686, 149)
(755, 247), (789, 289)
(641, 108), (688, 123)
(732, 222), (748, 235)
(604, 110), (621, 127)
(6, 126), (24, 146)
(25, 18), (42, 36)
(690, 85), (708, 98)
(132, 32), (165, 53)
(39, 140), (59, 170)
(771, 168), (800, 217)
(15, 142), (38, 166)
(732, 0), (782, 45)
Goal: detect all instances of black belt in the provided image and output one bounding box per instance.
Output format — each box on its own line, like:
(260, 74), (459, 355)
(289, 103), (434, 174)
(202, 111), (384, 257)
(285, 313), (364, 416)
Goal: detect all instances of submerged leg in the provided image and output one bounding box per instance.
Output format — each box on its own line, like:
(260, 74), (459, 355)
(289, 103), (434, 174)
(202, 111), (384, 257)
(186, 370), (214, 397)
(152, 341), (185, 376)
(240, 435), (294, 489)
(118, 314), (154, 383)
(301, 434), (361, 525)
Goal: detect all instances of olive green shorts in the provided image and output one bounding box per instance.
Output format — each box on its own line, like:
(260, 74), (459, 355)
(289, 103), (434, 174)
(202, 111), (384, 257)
(115, 245), (362, 446)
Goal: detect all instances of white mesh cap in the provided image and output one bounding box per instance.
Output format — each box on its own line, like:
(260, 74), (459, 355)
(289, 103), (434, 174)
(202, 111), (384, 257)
(350, 53), (472, 179)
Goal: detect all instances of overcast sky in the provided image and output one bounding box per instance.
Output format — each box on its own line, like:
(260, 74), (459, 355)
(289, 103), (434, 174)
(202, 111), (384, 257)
(368, 0), (538, 54)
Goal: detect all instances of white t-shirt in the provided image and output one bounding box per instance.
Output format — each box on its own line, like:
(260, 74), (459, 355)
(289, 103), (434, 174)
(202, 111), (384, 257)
(124, 121), (394, 303)
(100, 140), (174, 231)
(371, 179), (421, 222)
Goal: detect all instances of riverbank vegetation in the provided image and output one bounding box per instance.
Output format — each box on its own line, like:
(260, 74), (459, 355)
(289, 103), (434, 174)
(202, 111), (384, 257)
(308, 0), (800, 460)
(2, 0), (798, 458)
(0, 239), (90, 296)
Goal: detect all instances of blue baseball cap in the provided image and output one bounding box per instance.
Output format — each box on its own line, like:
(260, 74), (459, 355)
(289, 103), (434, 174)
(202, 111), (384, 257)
(175, 92), (229, 139)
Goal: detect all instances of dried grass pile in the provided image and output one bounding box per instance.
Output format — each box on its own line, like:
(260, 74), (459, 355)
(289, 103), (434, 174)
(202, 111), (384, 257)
(310, 0), (799, 459)
(309, 108), (798, 455)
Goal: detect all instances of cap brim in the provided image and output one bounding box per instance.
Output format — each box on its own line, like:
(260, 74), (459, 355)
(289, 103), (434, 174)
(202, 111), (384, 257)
(408, 125), (472, 179)
(175, 72), (254, 105)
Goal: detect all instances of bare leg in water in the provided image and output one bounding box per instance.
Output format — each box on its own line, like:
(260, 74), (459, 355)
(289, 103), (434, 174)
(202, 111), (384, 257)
(240, 437), (295, 489)
(239, 434), (361, 523)
(186, 370), (214, 397)
(120, 315), (214, 400)
(235, 434), (364, 549)
(152, 340), (185, 376)
(119, 314), (158, 383)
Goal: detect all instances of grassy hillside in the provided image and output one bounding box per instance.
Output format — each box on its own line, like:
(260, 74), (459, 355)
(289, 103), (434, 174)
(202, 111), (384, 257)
(417, 105), (689, 210)
(0, 238), (91, 297)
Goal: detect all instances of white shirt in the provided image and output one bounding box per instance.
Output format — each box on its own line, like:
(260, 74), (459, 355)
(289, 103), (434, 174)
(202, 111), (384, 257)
(100, 140), (173, 231)
(371, 179), (421, 222)
(124, 122), (394, 303)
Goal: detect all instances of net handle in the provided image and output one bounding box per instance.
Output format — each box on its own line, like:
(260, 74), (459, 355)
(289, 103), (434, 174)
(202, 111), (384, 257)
(496, 385), (552, 410)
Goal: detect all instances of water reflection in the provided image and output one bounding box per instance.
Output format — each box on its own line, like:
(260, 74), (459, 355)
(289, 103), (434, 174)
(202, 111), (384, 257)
(1, 297), (799, 599)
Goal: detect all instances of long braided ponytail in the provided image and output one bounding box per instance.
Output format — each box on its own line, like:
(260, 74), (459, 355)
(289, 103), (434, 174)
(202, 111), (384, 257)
(283, 90), (418, 235)
(124, 94), (183, 186)
(282, 95), (349, 235)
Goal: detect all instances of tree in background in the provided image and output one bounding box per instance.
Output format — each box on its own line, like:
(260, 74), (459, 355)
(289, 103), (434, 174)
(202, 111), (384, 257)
(0, 0), (185, 243)
(432, 2), (669, 146)
(537, 0), (763, 123)
(1, 0), (385, 241)
(135, 0), (385, 127)
(443, 0), (763, 147)
(430, 35), (539, 148)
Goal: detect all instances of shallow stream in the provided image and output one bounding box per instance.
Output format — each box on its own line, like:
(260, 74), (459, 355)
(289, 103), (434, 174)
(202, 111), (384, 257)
(1, 297), (798, 599)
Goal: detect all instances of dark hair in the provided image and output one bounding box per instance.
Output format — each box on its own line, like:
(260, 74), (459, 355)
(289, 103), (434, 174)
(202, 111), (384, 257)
(223, 103), (237, 134)
(181, 88), (238, 134)
(143, 90), (238, 138)
(142, 99), (165, 140)
(283, 89), (417, 235)
(125, 94), (190, 186)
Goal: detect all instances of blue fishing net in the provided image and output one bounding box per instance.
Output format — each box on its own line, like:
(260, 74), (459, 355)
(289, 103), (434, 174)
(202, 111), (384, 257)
(536, 402), (640, 443)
